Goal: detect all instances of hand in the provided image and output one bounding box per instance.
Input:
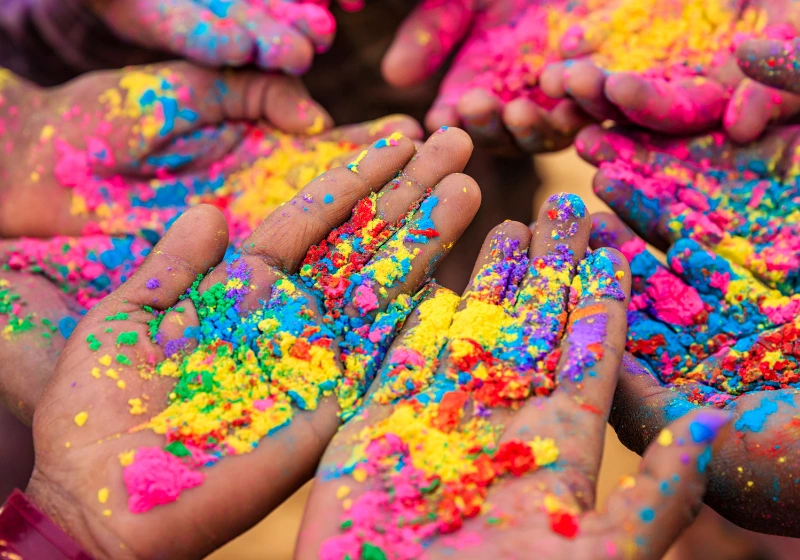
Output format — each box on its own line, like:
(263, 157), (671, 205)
(382, 0), (597, 153)
(296, 194), (729, 559)
(0, 61), (334, 239)
(87, 0), (340, 75)
(24, 128), (481, 559)
(541, 0), (800, 142)
(579, 124), (800, 535)
(0, 113), (422, 422)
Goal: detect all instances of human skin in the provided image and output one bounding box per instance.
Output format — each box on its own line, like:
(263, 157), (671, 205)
(540, 0), (800, 143)
(0, 61), (423, 425)
(381, 0), (597, 153)
(296, 196), (731, 560)
(579, 124), (800, 536)
(22, 128), (481, 559)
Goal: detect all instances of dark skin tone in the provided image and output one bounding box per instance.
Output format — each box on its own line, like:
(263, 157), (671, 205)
(25, 129), (481, 559)
(297, 201), (731, 560)
(579, 122), (800, 536)
(0, 60), (423, 425)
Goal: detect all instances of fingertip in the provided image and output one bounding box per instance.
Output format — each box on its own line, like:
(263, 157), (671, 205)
(434, 172), (482, 221)
(382, 43), (428, 88)
(424, 104), (459, 133)
(540, 62), (568, 99)
(724, 80), (780, 144)
(257, 32), (315, 75)
(420, 125), (474, 171)
(457, 88), (501, 125)
(604, 72), (649, 111)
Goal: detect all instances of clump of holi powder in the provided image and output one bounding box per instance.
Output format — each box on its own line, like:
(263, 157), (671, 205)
(114, 185), (443, 512)
(575, 0), (791, 79)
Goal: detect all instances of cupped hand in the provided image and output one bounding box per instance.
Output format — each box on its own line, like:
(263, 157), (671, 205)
(88, 0), (342, 75)
(0, 61), (334, 238)
(579, 124), (800, 535)
(382, 0), (598, 153)
(296, 194), (730, 559)
(24, 128), (481, 559)
(541, 0), (800, 142)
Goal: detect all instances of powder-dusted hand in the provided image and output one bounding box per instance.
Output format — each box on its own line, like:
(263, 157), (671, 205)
(23, 128), (481, 559)
(296, 194), (730, 559)
(580, 124), (800, 535)
(0, 61), (421, 426)
(541, 0), (800, 142)
(79, 0), (340, 75)
(0, 61), (334, 239)
(381, 0), (600, 153)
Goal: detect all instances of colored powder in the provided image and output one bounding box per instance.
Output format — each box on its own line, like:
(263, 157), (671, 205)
(320, 215), (626, 557)
(434, 0), (597, 112)
(594, 132), (800, 401)
(115, 182), (444, 509)
(581, 0), (781, 79)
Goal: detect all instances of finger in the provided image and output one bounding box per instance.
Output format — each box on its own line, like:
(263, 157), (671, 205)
(574, 124), (647, 167)
(104, 205), (229, 311)
(562, 60), (625, 122)
(590, 163), (673, 249)
(102, 62), (333, 154)
(0, 271), (78, 425)
(267, 1), (337, 54)
(443, 220), (533, 411)
(348, 172), (481, 316)
(605, 73), (729, 134)
(196, 0), (317, 74)
(102, 0), (254, 66)
(737, 38), (800, 95)
(382, 0), (474, 87)
(457, 88), (517, 150)
(725, 78), (800, 144)
(599, 409), (731, 559)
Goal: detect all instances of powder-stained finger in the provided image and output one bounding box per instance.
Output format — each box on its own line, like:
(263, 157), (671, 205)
(605, 73), (729, 134)
(344, 173), (480, 318)
(108, 205), (229, 312)
(738, 38), (800, 95)
(597, 409), (730, 559)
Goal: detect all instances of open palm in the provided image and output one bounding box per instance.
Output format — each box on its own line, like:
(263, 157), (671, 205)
(297, 194), (729, 559)
(581, 124), (800, 535)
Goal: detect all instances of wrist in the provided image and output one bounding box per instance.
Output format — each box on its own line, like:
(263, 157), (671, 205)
(25, 471), (131, 560)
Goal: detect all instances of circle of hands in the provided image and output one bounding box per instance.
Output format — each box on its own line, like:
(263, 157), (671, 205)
(2, 1), (800, 559)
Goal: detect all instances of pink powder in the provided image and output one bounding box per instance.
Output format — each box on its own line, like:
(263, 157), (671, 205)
(123, 447), (205, 513)
(353, 284), (379, 315)
(645, 268), (704, 326)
